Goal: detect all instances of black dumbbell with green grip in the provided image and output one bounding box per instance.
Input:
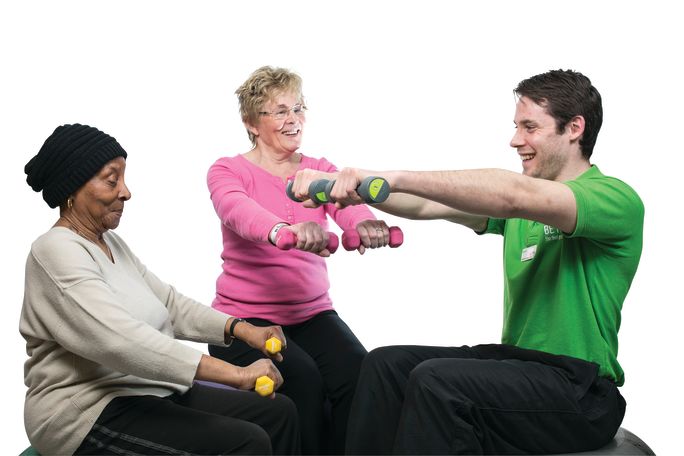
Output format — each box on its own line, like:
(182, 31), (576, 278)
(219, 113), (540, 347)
(286, 176), (390, 204)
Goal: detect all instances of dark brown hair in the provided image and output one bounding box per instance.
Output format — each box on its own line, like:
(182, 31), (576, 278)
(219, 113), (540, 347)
(515, 69), (602, 159)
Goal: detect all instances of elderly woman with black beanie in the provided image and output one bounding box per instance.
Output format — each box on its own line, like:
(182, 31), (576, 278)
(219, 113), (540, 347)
(20, 124), (301, 455)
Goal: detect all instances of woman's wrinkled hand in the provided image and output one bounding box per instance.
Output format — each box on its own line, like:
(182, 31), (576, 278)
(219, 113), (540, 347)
(242, 324), (287, 362)
(353, 219), (391, 254)
(238, 359), (284, 399)
(288, 221), (334, 257)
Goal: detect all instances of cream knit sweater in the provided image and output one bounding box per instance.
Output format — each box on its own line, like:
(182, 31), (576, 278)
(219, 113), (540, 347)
(20, 227), (230, 455)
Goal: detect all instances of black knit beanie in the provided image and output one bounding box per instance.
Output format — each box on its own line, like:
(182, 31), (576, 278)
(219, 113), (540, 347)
(25, 124), (128, 208)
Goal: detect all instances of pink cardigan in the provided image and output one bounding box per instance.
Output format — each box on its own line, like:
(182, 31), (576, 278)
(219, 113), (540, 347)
(207, 154), (375, 325)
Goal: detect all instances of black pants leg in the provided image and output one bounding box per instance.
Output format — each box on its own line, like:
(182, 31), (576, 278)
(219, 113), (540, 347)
(346, 344), (625, 455)
(345, 345), (460, 454)
(210, 310), (367, 455)
(287, 310), (367, 454)
(74, 383), (300, 455)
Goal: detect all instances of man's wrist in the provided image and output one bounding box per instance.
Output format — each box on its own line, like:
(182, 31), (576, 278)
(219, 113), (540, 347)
(382, 170), (401, 193)
(269, 222), (290, 245)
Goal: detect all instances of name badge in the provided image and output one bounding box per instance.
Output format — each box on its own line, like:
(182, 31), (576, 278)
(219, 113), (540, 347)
(521, 245), (537, 262)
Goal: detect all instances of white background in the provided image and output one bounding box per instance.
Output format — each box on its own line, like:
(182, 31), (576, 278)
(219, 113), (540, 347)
(1, 0), (682, 453)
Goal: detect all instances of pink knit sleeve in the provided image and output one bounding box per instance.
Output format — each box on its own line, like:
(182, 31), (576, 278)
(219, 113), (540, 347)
(207, 158), (284, 242)
(316, 157), (377, 230)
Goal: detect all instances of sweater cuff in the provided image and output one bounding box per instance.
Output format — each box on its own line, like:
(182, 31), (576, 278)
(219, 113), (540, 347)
(204, 310), (232, 346)
(170, 344), (205, 387)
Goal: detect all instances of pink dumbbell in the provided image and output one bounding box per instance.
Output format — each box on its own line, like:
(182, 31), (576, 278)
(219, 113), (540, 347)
(275, 228), (339, 254)
(342, 226), (404, 251)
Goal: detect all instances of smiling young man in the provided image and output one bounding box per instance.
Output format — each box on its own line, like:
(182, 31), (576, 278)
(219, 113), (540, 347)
(290, 70), (644, 454)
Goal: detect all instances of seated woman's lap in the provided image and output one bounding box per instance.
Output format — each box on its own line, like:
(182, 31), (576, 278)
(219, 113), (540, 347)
(75, 384), (298, 455)
(208, 310), (367, 454)
(209, 310), (366, 396)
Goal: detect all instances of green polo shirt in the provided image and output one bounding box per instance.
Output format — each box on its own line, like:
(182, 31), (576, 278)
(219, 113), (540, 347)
(484, 166), (643, 385)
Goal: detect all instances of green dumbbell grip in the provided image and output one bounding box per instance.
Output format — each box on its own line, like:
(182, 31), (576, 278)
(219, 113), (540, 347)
(324, 179), (336, 201)
(309, 179), (332, 205)
(357, 176), (390, 204)
(286, 180), (302, 202)
(287, 176), (390, 204)
(286, 179), (332, 204)
(324, 177), (390, 204)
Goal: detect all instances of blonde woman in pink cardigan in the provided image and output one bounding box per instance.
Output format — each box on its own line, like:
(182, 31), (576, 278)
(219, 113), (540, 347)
(207, 66), (393, 455)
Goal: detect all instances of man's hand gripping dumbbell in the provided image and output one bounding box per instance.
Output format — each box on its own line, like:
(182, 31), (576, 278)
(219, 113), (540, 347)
(286, 174), (390, 206)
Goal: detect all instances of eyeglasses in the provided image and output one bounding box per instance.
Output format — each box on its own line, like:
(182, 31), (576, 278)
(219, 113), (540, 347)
(259, 103), (307, 120)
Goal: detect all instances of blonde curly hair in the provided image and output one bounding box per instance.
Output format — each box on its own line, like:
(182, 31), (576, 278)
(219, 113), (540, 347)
(236, 66), (304, 146)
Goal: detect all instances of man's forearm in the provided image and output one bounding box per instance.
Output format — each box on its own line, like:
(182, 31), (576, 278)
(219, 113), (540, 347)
(389, 169), (527, 219)
(376, 191), (488, 231)
(386, 168), (577, 232)
(310, 166), (573, 231)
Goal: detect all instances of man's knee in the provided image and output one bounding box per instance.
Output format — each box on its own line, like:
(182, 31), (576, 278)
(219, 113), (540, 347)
(405, 358), (479, 403)
(406, 359), (445, 392)
(362, 346), (410, 376)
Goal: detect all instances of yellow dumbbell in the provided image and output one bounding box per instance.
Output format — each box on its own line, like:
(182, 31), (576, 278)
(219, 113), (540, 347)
(254, 338), (282, 396)
(255, 375), (275, 396)
(265, 337), (282, 355)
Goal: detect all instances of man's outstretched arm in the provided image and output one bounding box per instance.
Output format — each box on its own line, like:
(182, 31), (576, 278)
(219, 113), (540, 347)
(329, 168), (578, 233)
(289, 168), (488, 231)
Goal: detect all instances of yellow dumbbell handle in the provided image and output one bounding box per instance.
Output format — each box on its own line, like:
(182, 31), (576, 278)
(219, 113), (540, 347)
(265, 337), (282, 355)
(255, 375), (274, 396)
(254, 338), (282, 396)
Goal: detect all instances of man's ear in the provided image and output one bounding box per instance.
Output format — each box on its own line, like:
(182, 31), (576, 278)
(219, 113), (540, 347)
(567, 115), (585, 142)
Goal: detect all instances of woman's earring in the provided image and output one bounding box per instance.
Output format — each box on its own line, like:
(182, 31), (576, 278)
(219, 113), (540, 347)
(67, 197), (73, 209)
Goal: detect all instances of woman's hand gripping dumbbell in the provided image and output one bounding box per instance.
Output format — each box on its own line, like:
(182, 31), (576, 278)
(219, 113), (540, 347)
(273, 222), (339, 256)
(254, 337), (284, 397)
(342, 222), (404, 252)
(235, 322), (286, 398)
